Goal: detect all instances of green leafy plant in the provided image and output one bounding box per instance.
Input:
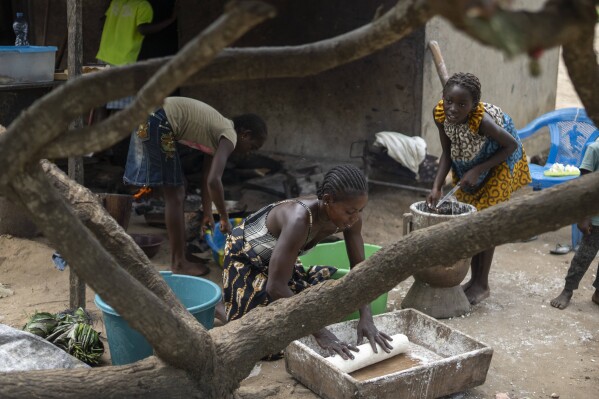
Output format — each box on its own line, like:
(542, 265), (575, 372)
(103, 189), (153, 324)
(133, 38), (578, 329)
(23, 307), (104, 366)
(22, 312), (58, 338)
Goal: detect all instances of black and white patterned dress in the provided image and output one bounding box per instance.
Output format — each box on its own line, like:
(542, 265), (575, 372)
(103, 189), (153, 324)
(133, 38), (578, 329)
(222, 199), (337, 322)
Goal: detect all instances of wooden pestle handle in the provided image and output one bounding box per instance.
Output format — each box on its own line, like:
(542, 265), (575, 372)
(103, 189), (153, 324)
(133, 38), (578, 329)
(428, 40), (449, 86)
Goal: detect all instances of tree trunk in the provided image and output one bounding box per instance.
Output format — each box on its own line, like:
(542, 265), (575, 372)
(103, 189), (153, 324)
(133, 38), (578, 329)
(0, 357), (205, 399)
(3, 166), (599, 398)
(0, 0), (597, 397)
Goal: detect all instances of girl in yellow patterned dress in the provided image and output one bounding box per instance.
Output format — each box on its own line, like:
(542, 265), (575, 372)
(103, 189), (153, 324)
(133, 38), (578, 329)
(427, 72), (531, 305)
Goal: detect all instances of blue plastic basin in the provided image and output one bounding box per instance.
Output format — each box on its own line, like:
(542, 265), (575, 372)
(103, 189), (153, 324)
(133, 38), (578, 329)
(94, 271), (221, 365)
(203, 218), (243, 267)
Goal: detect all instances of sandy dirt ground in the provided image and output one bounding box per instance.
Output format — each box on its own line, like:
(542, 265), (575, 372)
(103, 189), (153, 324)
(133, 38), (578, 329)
(1, 42), (598, 398)
(1, 189), (598, 399)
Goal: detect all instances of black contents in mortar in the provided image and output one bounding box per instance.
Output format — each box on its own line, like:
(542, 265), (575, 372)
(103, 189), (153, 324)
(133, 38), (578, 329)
(418, 201), (471, 215)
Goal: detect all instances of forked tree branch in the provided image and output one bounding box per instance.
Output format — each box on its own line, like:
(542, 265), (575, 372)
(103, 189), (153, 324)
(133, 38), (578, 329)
(433, 0), (599, 126)
(42, 0), (599, 154)
(11, 164), (217, 380)
(0, 1), (276, 189)
(1, 0), (596, 186)
(40, 161), (191, 320)
(211, 171), (599, 383)
(4, 158), (599, 397)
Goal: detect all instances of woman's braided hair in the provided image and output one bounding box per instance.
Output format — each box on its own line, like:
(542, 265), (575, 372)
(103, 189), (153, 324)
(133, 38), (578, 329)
(444, 72), (482, 108)
(316, 164), (368, 200)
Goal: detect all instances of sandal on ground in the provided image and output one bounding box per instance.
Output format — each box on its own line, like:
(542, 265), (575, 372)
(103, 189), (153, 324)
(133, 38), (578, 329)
(514, 235), (538, 243)
(550, 243), (571, 255)
(520, 235), (538, 242)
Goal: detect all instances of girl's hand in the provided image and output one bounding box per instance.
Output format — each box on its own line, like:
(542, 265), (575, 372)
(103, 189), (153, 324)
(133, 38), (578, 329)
(577, 220), (592, 236)
(219, 218), (232, 235)
(460, 167), (483, 190)
(201, 214), (215, 233)
(314, 329), (359, 360)
(357, 317), (393, 354)
(427, 187), (442, 207)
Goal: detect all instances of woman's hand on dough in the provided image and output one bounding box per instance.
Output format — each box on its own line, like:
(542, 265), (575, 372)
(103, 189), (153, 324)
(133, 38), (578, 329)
(314, 328), (358, 360)
(357, 318), (394, 354)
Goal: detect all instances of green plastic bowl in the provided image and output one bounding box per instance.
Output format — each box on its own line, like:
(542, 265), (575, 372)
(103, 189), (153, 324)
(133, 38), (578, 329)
(299, 241), (387, 320)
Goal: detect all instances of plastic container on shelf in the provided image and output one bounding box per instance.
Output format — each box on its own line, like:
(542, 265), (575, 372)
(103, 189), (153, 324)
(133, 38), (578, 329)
(0, 46), (57, 84)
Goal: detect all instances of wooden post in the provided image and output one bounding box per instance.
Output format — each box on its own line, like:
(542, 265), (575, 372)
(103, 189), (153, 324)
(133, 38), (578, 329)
(67, 0), (86, 310)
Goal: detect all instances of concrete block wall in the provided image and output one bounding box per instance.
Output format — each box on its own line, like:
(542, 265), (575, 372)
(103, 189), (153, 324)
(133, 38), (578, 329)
(180, 0), (424, 161)
(182, 0), (558, 160)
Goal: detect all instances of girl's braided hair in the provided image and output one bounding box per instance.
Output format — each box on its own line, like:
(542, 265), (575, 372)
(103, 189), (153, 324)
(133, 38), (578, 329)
(317, 164), (368, 200)
(444, 72), (482, 107)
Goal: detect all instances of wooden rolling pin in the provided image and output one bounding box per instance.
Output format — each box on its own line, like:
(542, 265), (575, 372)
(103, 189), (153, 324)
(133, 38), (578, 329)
(323, 334), (410, 374)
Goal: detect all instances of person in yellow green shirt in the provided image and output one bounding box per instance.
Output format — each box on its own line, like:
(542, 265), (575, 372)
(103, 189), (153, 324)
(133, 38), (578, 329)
(96, 0), (177, 109)
(95, 0), (179, 169)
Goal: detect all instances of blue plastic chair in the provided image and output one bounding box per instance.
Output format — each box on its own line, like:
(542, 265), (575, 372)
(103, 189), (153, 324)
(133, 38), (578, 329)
(517, 108), (599, 247)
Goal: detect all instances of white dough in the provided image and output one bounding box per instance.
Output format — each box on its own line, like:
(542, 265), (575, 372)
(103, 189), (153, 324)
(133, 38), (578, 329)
(323, 334), (410, 374)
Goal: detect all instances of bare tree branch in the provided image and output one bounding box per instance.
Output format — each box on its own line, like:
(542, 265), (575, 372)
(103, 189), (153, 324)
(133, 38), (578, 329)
(0, 1), (276, 189)
(0, 357), (204, 399)
(432, 0), (587, 56)
(211, 171), (599, 382)
(433, 0), (599, 127)
(40, 161), (191, 320)
(183, 0), (433, 83)
(11, 164), (217, 380)
(562, 1), (599, 124)
(5, 163), (599, 396)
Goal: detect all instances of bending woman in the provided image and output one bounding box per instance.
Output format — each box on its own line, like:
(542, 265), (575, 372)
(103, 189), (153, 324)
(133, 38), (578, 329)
(222, 164), (393, 359)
